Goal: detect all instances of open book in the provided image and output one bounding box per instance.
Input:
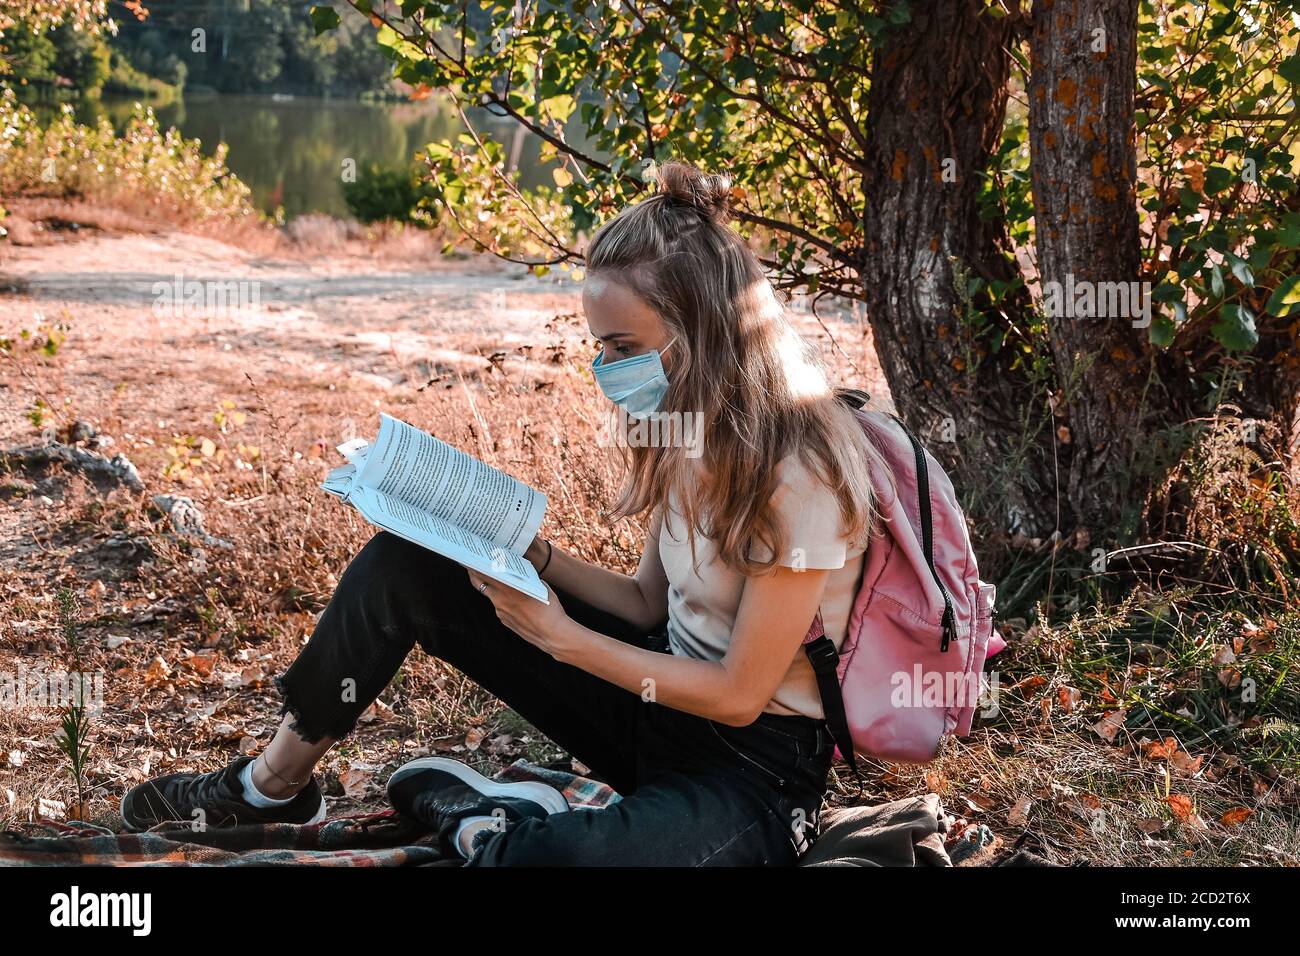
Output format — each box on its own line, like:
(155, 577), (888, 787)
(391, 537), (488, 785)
(321, 414), (549, 603)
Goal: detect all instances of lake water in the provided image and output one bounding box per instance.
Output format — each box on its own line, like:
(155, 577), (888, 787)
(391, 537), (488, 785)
(52, 93), (555, 220)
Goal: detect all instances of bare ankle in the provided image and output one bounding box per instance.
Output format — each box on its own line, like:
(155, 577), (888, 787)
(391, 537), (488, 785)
(250, 755), (307, 800)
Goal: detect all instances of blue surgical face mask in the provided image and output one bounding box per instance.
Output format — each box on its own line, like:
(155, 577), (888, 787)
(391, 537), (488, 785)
(591, 340), (675, 419)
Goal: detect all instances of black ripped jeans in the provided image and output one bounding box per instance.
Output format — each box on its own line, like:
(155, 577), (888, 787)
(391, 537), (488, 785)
(275, 531), (833, 866)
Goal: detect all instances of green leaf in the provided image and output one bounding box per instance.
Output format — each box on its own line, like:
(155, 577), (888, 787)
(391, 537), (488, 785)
(1149, 312), (1177, 347)
(1203, 165), (1231, 195)
(1277, 215), (1300, 249)
(424, 141), (453, 163)
(309, 5), (340, 35)
(539, 94), (575, 122)
(1209, 263), (1225, 299)
(753, 8), (785, 36)
(1265, 275), (1300, 317)
(1280, 52), (1300, 86)
(1212, 303), (1258, 352)
(1226, 253), (1254, 288)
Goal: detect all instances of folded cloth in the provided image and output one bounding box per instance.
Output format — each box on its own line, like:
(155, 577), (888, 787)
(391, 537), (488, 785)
(0, 760), (1055, 867)
(800, 794), (954, 867)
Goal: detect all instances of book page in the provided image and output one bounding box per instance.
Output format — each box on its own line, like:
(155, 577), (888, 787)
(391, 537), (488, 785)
(348, 485), (549, 603)
(355, 414), (545, 555)
(321, 462), (355, 498)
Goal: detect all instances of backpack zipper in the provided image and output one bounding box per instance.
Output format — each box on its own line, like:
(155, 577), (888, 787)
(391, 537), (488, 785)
(899, 415), (958, 653)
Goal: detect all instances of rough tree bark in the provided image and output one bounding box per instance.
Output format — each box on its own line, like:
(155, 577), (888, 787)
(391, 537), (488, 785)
(863, 0), (1058, 536)
(1028, 0), (1150, 537)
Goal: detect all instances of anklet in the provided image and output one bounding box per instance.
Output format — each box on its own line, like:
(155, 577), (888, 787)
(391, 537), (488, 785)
(258, 753), (308, 789)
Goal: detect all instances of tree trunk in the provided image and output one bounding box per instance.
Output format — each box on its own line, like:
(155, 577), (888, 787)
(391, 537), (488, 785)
(863, 0), (1058, 537)
(1028, 0), (1149, 537)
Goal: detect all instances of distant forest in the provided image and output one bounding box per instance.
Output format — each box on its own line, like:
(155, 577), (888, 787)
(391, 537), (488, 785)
(7, 1), (394, 98)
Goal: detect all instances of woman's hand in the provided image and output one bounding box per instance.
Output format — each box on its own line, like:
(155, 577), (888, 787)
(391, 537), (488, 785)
(465, 569), (579, 659)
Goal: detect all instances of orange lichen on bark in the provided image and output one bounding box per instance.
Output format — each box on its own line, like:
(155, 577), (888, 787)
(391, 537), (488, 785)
(1056, 76), (1078, 110)
(891, 149), (909, 182)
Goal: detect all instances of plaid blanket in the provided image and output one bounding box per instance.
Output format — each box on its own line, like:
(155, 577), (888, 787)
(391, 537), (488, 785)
(0, 760), (1057, 866)
(0, 760), (620, 867)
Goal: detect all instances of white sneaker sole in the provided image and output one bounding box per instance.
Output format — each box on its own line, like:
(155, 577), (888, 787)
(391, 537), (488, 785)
(306, 796), (328, 825)
(120, 794), (328, 832)
(386, 757), (570, 816)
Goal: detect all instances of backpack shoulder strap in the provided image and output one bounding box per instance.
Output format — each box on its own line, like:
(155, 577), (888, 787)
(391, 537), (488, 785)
(802, 615), (859, 775)
(801, 384), (871, 775)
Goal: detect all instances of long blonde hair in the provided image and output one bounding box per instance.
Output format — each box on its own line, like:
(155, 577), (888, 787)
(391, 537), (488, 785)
(586, 160), (884, 574)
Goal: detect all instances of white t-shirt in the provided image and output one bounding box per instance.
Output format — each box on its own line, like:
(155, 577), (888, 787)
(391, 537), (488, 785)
(658, 455), (867, 719)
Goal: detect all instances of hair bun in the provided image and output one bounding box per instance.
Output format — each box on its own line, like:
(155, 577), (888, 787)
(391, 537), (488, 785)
(656, 160), (733, 224)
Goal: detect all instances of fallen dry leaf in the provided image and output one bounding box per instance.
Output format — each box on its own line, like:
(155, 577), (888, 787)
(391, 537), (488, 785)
(1092, 709), (1127, 742)
(1220, 807), (1253, 827)
(144, 655), (172, 683)
(1217, 667), (1242, 690)
(1166, 793), (1207, 829)
(1212, 644), (1237, 666)
(1144, 737), (1180, 761)
(357, 699), (392, 725)
(187, 655), (218, 679)
(339, 761), (382, 798)
(1169, 750), (1205, 776)
(965, 793), (996, 812)
(1012, 674), (1048, 693)
(1008, 796), (1033, 827)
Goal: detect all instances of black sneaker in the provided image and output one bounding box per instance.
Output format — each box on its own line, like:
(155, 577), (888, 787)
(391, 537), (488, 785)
(120, 755), (327, 832)
(386, 757), (569, 854)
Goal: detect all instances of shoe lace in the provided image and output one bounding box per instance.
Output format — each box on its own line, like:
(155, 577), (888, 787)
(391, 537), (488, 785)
(156, 763), (242, 823)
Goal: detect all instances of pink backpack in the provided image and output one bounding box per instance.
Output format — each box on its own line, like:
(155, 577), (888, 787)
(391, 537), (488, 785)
(803, 390), (998, 766)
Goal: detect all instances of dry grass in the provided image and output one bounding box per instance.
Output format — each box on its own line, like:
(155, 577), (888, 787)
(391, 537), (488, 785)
(2, 196), (459, 262)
